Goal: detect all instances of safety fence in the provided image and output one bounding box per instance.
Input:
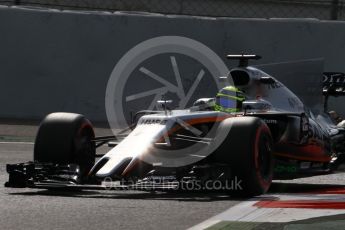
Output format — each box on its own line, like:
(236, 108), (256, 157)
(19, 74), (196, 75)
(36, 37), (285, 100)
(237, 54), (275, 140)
(1, 0), (345, 20)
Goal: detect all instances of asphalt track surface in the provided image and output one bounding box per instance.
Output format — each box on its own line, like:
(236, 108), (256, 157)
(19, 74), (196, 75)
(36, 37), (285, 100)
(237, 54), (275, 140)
(1, 124), (345, 230)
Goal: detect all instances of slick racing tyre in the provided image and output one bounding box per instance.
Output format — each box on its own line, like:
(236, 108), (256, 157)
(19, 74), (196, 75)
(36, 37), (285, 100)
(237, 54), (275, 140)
(215, 117), (274, 196)
(34, 112), (96, 178)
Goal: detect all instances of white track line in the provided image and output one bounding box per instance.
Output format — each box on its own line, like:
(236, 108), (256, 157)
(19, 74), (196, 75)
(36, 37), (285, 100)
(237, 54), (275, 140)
(189, 193), (345, 229)
(0, 141), (34, 144)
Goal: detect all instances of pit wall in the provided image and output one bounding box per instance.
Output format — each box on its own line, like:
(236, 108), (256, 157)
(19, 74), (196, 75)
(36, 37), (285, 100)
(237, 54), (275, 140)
(0, 6), (344, 123)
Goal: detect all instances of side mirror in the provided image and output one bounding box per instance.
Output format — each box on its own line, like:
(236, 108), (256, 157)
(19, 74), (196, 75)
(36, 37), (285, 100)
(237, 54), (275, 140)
(157, 100), (173, 109)
(259, 77), (275, 84)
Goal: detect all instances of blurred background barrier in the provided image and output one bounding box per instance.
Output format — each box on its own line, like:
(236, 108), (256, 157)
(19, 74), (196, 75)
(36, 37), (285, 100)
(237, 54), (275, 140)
(0, 5), (344, 123)
(1, 0), (345, 20)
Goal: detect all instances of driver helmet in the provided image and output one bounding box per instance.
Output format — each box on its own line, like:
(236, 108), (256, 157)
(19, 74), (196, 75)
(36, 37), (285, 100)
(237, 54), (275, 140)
(214, 86), (245, 112)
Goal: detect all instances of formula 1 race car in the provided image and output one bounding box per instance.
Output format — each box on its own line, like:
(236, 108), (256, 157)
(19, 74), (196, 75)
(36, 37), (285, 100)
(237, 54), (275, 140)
(5, 55), (345, 196)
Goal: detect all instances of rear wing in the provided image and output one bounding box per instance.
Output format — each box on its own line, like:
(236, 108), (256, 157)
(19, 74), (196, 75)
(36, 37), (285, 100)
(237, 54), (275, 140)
(323, 72), (345, 96)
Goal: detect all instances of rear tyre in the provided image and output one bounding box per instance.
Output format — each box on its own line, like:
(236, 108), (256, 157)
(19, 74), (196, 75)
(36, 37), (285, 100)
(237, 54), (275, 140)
(215, 117), (274, 196)
(34, 113), (96, 178)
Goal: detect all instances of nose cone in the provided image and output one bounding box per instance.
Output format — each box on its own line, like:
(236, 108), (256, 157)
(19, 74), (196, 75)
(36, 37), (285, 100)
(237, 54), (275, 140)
(95, 157), (133, 178)
(95, 123), (167, 177)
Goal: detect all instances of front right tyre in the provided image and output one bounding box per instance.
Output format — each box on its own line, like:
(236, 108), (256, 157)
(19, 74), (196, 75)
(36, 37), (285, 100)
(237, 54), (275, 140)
(34, 112), (96, 179)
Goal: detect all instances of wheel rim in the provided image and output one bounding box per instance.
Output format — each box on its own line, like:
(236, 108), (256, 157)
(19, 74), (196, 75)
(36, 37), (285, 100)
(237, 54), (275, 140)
(258, 134), (272, 181)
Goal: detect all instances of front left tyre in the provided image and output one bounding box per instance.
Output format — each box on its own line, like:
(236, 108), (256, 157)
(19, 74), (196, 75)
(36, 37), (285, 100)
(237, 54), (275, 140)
(213, 117), (274, 196)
